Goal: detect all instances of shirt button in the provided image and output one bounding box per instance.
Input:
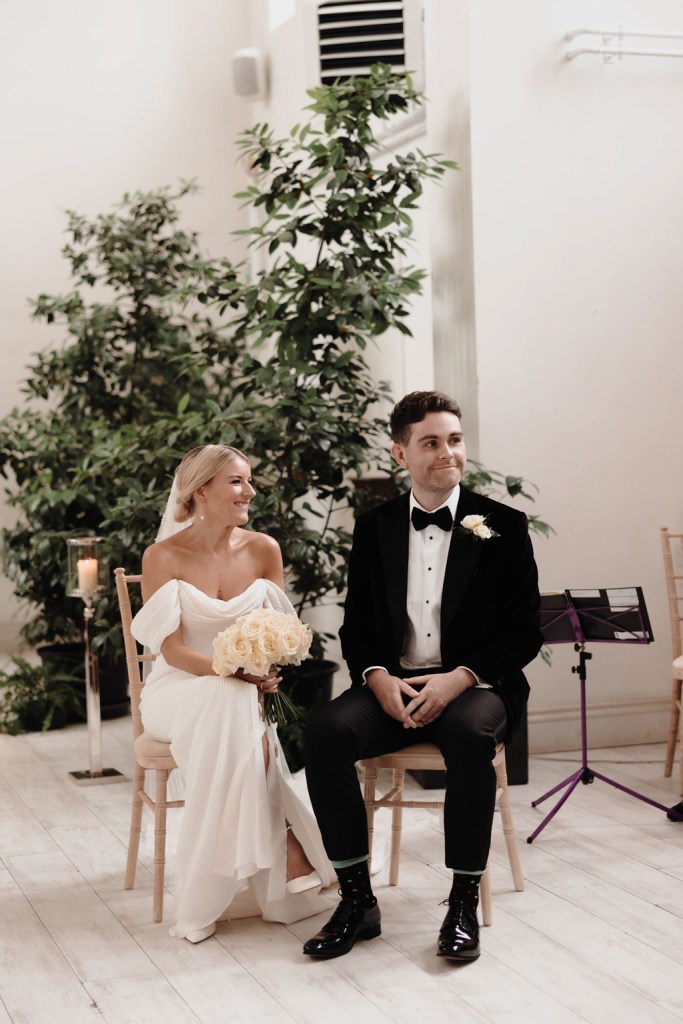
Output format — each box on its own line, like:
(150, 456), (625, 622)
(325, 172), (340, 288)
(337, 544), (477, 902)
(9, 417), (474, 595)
(427, 633), (431, 637)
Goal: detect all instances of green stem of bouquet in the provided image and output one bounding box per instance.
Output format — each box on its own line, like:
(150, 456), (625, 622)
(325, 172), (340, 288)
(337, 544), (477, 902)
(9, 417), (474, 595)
(264, 688), (302, 728)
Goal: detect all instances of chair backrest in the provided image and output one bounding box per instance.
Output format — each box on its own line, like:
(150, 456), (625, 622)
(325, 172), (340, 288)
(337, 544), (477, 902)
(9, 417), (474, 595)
(114, 567), (156, 742)
(661, 528), (683, 660)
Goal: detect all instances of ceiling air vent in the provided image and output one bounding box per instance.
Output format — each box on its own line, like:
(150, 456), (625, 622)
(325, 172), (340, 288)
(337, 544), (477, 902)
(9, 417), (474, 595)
(310, 0), (424, 90)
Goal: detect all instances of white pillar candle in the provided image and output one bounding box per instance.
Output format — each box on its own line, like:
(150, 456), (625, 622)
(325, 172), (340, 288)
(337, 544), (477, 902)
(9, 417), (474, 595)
(77, 557), (99, 592)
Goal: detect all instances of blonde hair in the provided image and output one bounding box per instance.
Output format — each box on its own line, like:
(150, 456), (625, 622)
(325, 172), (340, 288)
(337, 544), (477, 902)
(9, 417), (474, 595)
(174, 444), (249, 522)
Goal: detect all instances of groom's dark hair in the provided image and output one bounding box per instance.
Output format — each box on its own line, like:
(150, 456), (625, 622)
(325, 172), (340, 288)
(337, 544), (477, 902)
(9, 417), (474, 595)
(390, 391), (462, 445)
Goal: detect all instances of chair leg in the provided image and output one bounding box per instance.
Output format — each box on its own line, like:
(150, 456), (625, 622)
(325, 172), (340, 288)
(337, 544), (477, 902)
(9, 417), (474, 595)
(124, 762), (145, 891)
(152, 769), (170, 923)
(664, 677), (681, 778)
(480, 867), (492, 927)
(495, 757), (524, 892)
(388, 769), (405, 886)
(363, 766), (378, 874)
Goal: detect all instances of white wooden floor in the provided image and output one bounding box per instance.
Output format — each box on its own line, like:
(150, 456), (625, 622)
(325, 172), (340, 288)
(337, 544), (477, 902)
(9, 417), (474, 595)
(0, 717), (681, 1024)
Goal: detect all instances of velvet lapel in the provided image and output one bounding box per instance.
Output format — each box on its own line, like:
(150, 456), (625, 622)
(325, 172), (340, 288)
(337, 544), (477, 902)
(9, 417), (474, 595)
(377, 492), (410, 649)
(441, 486), (484, 632)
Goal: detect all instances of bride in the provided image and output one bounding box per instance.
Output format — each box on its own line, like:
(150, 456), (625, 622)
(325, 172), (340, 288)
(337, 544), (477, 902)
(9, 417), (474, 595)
(131, 443), (333, 942)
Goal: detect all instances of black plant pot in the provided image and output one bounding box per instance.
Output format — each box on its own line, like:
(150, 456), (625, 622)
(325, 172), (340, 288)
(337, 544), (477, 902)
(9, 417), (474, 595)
(277, 658), (338, 773)
(37, 642), (130, 721)
(19, 706), (68, 733)
(280, 657), (337, 706)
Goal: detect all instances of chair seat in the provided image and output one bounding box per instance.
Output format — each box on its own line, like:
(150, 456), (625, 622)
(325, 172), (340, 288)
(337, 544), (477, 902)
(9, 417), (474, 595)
(361, 742), (446, 771)
(674, 654), (683, 680)
(134, 732), (177, 768)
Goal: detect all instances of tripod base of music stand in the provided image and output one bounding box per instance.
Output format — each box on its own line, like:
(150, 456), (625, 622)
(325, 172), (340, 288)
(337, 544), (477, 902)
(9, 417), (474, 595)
(527, 763), (677, 843)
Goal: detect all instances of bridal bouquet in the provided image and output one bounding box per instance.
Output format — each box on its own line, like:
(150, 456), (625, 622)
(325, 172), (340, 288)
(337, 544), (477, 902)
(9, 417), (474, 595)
(212, 608), (312, 726)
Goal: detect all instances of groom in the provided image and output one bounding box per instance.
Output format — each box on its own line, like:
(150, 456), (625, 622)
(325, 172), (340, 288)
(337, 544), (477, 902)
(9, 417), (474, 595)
(303, 390), (542, 961)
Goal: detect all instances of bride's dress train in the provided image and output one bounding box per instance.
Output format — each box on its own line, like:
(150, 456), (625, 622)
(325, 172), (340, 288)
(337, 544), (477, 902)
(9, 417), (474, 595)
(131, 578), (333, 938)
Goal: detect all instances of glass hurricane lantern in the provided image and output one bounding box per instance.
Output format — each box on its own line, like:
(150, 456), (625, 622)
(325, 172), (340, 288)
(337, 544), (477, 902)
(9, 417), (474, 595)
(66, 537), (123, 784)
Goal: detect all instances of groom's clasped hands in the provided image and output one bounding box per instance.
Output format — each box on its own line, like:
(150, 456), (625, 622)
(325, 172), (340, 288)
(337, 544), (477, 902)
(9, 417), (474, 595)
(366, 668), (475, 728)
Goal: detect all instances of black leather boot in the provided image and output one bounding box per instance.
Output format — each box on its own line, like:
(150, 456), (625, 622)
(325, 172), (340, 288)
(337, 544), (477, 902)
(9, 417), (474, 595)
(302, 897), (381, 959)
(436, 898), (480, 961)
(436, 872), (481, 961)
(303, 859), (380, 959)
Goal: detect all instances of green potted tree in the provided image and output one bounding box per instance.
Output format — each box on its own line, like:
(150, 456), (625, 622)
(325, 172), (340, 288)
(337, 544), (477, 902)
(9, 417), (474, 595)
(0, 183), (247, 716)
(187, 65), (458, 765)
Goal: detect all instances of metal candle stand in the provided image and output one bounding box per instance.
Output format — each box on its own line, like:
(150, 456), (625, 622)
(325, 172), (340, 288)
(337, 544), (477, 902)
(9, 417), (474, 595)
(66, 538), (124, 785)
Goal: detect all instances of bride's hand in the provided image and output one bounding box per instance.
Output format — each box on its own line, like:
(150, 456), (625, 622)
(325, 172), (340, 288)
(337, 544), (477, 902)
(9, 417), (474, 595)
(235, 665), (281, 693)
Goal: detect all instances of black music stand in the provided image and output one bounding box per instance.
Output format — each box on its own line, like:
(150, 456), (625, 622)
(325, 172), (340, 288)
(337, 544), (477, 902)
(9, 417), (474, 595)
(527, 586), (681, 842)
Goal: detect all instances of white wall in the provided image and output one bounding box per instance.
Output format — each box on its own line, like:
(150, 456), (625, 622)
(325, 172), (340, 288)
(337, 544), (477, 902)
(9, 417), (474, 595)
(466, 0), (683, 749)
(0, 0), (254, 645)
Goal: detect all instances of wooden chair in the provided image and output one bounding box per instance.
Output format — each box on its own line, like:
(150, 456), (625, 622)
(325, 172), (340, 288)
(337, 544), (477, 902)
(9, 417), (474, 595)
(360, 742), (524, 926)
(661, 529), (683, 793)
(114, 567), (184, 922)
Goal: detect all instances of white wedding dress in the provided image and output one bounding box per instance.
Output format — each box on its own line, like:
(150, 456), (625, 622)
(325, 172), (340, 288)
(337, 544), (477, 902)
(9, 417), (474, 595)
(131, 577), (333, 938)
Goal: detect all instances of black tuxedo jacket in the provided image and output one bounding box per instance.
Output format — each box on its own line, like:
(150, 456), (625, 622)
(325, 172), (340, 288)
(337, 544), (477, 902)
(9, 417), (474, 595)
(339, 486), (543, 740)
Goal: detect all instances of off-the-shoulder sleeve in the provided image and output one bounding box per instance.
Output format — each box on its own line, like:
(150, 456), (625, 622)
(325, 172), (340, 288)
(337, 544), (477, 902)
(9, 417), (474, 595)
(262, 580), (297, 617)
(131, 579), (181, 653)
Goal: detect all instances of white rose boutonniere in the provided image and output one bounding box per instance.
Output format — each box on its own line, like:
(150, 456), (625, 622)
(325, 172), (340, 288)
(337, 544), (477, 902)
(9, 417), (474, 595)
(458, 514), (500, 541)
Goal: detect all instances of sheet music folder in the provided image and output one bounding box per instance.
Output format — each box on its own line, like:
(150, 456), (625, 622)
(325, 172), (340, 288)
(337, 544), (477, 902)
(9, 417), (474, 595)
(540, 587), (653, 646)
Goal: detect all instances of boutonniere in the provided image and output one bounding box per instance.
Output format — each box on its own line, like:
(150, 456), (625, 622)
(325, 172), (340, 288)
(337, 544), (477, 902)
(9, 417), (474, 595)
(457, 514), (500, 540)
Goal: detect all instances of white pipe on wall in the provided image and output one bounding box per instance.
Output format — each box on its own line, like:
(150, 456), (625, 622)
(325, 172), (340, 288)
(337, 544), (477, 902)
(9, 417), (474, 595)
(566, 45), (683, 60)
(565, 28), (683, 42)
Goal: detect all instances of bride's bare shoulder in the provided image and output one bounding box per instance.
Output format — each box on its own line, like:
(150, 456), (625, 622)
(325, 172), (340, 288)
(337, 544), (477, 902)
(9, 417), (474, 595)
(141, 536), (185, 572)
(240, 527), (278, 548)
(237, 528), (283, 577)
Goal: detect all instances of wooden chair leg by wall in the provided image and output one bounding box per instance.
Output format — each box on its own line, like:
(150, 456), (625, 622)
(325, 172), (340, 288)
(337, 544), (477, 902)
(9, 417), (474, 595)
(664, 667), (683, 793)
(661, 528), (683, 794)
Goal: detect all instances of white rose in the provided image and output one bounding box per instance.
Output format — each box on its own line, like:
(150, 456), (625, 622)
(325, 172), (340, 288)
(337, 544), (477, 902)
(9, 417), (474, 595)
(461, 514), (486, 530)
(279, 623), (312, 662)
(213, 629), (251, 676)
(473, 524), (492, 539)
(244, 644), (270, 676)
(261, 629), (279, 661)
(240, 615), (266, 640)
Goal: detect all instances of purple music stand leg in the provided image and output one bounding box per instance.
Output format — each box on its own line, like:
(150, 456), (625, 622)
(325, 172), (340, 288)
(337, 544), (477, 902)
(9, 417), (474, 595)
(527, 645), (678, 842)
(589, 770), (677, 815)
(527, 769), (585, 843)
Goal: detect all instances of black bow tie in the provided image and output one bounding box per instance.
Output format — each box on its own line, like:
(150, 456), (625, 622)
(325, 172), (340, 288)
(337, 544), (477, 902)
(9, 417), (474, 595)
(411, 506), (453, 532)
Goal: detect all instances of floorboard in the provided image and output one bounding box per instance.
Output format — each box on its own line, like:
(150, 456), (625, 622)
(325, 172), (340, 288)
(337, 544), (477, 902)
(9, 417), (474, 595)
(0, 721), (681, 1024)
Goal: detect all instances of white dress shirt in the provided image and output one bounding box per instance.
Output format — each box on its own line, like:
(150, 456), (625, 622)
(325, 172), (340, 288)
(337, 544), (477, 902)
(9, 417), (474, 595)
(400, 488), (461, 668)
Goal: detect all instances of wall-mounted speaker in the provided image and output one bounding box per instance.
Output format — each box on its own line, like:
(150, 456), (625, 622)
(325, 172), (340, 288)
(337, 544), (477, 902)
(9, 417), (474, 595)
(232, 47), (268, 100)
